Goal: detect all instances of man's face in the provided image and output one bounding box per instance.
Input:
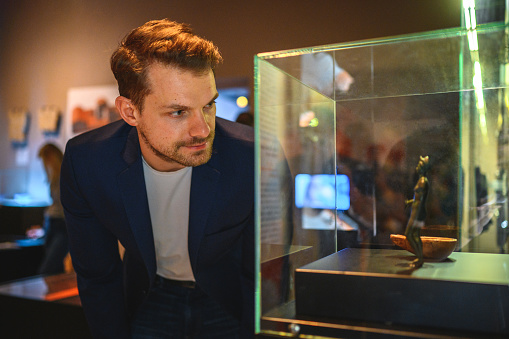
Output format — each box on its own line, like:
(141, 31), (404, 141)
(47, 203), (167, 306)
(135, 63), (218, 172)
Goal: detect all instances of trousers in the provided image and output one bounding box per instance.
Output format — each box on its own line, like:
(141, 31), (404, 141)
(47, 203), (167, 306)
(131, 275), (240, 338)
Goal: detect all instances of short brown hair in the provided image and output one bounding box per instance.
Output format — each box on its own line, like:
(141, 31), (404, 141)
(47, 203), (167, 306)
(110, 19), (222, 111)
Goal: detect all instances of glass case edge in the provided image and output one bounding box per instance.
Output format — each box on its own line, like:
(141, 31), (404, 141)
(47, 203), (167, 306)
(253, 53), (262, 334)
(255, 22), (508, 60)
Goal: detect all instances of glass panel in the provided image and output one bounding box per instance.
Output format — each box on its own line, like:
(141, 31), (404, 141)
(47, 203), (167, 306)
(256, 23), (509, 337)
(255, 57), (337, 333)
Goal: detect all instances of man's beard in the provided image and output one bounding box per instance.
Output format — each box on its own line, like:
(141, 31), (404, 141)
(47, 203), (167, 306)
(139, 129), (215, 168)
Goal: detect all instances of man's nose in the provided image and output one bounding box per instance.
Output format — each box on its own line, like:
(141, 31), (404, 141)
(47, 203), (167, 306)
(189, 111), (211, 138)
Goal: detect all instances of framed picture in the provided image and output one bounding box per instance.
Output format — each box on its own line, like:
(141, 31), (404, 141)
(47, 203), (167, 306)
(66, 85), (120, 139)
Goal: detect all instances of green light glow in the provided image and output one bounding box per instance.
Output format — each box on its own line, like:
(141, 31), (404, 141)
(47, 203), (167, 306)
(468, 31), (479, 51)
(463, 1), (487, 142)
(474, 61), (485, 108)
(463, 0), (477, 29)
(309, 118), (319, 127)
(474, 61), (488, 140)
(464, 0), (479, 51)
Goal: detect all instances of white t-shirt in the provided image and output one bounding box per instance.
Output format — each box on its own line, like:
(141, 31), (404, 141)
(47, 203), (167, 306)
(142, 157), (195, 281)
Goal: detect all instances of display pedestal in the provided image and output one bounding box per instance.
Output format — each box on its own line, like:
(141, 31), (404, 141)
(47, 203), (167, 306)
(295, 248), (509, 334)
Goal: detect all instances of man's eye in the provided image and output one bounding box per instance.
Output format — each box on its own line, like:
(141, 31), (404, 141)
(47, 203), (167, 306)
(170, 110), (185, 117)
(205, 101), (216, 108)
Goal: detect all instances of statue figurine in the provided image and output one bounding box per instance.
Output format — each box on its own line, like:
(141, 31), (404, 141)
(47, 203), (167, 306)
(404, 156), (430, 268)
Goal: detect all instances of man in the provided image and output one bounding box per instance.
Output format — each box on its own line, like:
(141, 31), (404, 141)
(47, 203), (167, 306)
(61, 19), (254, 338)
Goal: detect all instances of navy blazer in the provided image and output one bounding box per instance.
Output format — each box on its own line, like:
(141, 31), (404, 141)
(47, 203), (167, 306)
(61, 118), (254, 338)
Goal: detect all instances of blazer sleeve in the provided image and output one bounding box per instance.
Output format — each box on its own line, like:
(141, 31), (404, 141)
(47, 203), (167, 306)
(60, 146), (130, 339)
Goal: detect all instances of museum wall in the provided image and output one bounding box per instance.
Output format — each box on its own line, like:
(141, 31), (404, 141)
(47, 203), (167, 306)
(0, 0), (461, 200)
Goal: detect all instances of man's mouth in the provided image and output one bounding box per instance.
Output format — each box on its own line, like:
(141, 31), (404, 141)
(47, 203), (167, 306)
(186, 142), (207, 150)
(178, 132), (215, 151)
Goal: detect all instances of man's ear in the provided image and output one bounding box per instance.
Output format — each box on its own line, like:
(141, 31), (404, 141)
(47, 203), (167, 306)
(115, 96), (138, 126)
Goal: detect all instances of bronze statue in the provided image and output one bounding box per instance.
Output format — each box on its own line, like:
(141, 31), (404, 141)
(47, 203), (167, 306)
(404, 156), (430, 268)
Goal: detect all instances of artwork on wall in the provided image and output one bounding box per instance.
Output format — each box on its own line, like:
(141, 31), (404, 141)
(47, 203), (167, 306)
(7, 107), (30, 147)
(38, 105), (61, 136)
(66, 85), (120, 139)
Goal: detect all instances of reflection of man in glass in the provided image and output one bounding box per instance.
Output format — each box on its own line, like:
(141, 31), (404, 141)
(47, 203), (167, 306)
(301, 53), (354, 97)
(404, 156), (430, 268)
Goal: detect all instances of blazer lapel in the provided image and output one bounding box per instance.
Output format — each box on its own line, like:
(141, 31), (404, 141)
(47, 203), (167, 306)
(117, 128), (157, 279)
(188, 156), (221, 268)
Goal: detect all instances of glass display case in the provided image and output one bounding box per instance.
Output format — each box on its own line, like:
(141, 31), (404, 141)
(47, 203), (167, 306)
(255, 23), (509, 338)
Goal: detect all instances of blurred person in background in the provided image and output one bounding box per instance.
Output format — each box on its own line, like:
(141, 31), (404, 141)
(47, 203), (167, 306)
(27, 143), (68, 275)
